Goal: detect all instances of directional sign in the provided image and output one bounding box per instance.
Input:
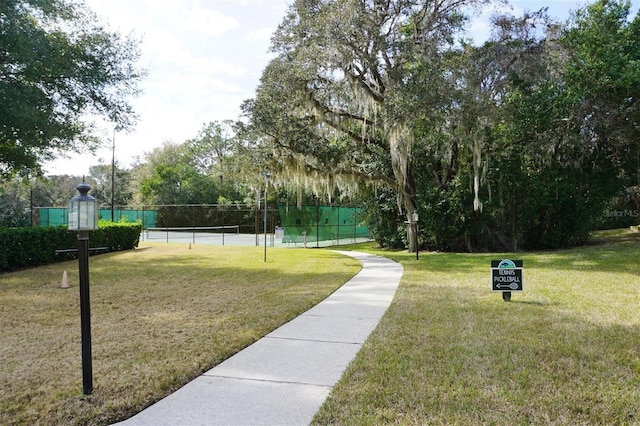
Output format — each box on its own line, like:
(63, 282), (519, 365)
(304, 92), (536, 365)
(491, 259), (523, 292)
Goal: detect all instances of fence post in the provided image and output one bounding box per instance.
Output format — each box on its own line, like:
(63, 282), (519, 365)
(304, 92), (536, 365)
(353, 208), (356, 243)
(337, 207), (340, 245)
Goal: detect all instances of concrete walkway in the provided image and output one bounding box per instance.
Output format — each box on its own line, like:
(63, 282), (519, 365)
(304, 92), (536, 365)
(115, 251), (403, 426)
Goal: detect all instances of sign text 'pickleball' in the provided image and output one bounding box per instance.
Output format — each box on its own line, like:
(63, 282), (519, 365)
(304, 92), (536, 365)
(491, 259), (523, 292)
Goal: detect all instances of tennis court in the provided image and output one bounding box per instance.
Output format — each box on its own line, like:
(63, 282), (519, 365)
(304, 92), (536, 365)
(140, 225), (371, 248)
(36, 204), (372, 248)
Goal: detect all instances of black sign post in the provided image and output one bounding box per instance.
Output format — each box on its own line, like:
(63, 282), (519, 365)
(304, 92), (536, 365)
(491, 259), (523, 301)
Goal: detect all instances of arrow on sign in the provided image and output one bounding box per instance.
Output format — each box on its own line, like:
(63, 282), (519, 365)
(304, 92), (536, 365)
(495, 283), (520, 290)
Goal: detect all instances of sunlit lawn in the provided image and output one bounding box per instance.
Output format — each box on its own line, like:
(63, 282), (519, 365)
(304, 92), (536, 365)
(313, 229), (640, 424)
(0, 243), (361, 425)
(2, 229), (638, 425)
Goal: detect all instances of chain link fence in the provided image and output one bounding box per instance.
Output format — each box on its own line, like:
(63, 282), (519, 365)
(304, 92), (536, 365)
(34, 204), (371, 247)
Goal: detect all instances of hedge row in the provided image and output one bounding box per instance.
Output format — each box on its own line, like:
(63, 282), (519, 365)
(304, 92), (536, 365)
(0, 222), (141, 272)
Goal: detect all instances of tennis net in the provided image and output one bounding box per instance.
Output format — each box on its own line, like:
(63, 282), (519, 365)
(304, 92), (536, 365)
(144, 226), (240, 244)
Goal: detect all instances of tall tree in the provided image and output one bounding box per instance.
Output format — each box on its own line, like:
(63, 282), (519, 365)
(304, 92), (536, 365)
(417, 0), (640, 250)
(185, 120), (235, 176)
(130, 122), (252, 208)
(561, 0), (640, 189)
(185, 120), (254, 204)
(244, 0), (492, 251)
(0, 171), (72, 227)
(0, 174), (32, 227)
(88, 162), (132, 208)
(136, 140), (239, 206)
(0, 0), (144, 176)
(37, 174), (85, 207)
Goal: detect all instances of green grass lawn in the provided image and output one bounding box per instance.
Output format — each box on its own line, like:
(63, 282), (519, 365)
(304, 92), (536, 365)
(0, 243), (361, 425)
(2, 230), (638, 425)
(313, 229), (640, 424)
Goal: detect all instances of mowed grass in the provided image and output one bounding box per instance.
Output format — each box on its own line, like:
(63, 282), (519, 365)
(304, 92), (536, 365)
(0, 242), (361, 425)
(314, 229), (640, 425)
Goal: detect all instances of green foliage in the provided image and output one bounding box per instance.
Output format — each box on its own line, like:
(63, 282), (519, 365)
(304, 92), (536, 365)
(245, 0), (492, 223)
(137, 143), (220, 205)
(417, 180), (475, 252)
(0, 176), (31, 227)
(32, 174), (84, 207)
(599, 186), (640, 229)
(0, 226), (71, 271)
(94, 220), (141, 252)
(0, 171), (137, 228)
(136, 122), (252, 206)
(358, 186), (406, 250)
(0, 222), (141, 272)
(89, 162), (133, 207)
(358, 0), (640, 252)
(0, 0), (144, 175)
(561, 0), (640, 187)
(153, 205), (257, 228)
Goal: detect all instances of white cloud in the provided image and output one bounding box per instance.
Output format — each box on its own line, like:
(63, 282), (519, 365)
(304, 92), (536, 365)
(141, 32), (185, 63)
(57, 0), (611, 177)
(182, 56), (246, 78)
(245, 25), (278, 44)
(179, 7), (238, 35)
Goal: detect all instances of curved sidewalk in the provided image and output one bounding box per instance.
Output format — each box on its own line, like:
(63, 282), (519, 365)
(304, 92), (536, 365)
(116, 251), (403, 426)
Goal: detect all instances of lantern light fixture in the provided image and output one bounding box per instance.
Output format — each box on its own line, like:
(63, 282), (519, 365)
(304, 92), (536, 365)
(68, 179), (98, 231)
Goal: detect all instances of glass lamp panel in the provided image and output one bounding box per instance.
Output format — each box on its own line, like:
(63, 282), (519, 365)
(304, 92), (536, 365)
(80, 200), (98, 230)
(68, 200), (80, 230)
(68, 199), (98, 230)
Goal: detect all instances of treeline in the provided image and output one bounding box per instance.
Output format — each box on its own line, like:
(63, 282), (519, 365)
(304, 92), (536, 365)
(241, 0), (640, 251)
(0, 121), (260, 228)
(2, 0), (639, 252)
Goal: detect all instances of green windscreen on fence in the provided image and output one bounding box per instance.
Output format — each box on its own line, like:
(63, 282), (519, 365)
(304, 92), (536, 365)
(35, 208), (157, 228)
(277, 205), (369, 243)
(35, 205), (369, 244)
(37, 208), (67, 227)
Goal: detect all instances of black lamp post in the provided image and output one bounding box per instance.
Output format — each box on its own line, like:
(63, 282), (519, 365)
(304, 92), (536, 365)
(68, 179), (98, 395)
(261, 171), (270, 262)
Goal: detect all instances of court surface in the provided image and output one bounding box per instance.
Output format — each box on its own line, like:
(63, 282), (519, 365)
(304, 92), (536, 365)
(140, 228), (371, 248)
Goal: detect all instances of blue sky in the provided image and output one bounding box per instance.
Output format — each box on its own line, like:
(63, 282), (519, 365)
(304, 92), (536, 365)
(44, 0), (638, 176)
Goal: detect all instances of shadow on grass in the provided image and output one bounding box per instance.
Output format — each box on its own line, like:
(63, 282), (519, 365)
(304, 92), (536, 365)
(0, 245), (362, 425)
(90, 246), (353, 276)
(509, 299), (549, 306)
(350, 230), (640, 276)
